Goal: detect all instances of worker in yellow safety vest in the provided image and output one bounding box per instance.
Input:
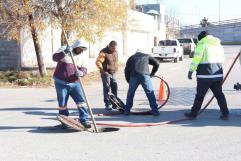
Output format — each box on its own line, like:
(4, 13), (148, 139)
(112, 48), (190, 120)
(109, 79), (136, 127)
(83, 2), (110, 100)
(184, 31), (229, 120)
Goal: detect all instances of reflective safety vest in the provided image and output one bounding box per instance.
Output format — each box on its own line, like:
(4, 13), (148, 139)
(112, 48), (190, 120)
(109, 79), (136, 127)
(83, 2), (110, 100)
(189, 35), (224, 81)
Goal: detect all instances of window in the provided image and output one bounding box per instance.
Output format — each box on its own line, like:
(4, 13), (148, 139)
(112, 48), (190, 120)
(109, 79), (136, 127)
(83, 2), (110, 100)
(159, 40), (177, 46)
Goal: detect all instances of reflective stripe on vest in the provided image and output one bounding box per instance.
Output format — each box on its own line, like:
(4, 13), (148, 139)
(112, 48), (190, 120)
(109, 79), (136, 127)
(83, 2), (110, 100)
(197, 74), (223, 78)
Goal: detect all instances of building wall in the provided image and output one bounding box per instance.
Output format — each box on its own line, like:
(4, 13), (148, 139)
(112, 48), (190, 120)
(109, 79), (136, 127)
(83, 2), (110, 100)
(0, 40), (20, 70)
(1, 10), (166, 71)
(126, 10), (155, 55)
(20, 26), (61, 69)
(180, 21), (241, 43)
(135, 2), (166, 41)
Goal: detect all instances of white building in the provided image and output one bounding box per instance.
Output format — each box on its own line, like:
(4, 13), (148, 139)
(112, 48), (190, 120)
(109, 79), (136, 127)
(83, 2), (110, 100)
(0, 1), (167, 71)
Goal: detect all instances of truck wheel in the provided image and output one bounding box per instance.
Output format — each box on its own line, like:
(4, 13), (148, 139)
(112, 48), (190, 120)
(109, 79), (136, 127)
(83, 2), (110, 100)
(189, 52), (194, 58)
(155, 58), (163, 62)
(174, 57), (178, 63)
(179, 54), (183, 61)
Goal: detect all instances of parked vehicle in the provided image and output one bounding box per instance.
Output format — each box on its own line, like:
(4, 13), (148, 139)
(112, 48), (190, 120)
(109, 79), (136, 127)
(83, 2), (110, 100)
(193, 38), (198, 45)
(177, 38), (196, 58)
(152, 39), (183, 63)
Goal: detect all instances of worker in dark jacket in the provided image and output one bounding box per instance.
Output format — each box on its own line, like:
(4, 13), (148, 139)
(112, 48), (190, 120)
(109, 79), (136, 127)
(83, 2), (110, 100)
(184, 31), (229, 120)
(96, 41), (118, 110)
(124, 51), (160, 116)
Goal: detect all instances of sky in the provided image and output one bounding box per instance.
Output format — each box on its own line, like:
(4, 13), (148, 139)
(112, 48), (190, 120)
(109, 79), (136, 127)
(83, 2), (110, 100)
(136, 0), (241, 26)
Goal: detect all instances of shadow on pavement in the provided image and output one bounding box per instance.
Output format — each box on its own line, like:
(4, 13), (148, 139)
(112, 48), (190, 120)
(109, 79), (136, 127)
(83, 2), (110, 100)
(28, 126), (80, 134)
(94, 108), (241, 127)
(0, 125), (79, 133)
(1, 107), (241, 130)
(0, 107), (57, 111)
(44, 99), (56, 102)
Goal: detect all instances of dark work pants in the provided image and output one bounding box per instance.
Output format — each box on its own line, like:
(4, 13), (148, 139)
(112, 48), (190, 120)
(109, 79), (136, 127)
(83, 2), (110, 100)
(190, 80), (229, 116)
(101, 72), (118, 107)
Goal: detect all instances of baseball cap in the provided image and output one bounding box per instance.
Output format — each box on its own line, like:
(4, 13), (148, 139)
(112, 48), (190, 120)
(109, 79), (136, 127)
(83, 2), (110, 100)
(71, 40), (87, 51)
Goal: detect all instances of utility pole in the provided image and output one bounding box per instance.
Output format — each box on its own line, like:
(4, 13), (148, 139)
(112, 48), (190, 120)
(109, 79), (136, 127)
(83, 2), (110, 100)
(219, 0), (221, 24)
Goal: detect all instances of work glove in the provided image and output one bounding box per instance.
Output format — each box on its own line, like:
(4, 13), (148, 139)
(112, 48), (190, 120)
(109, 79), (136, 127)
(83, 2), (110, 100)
(75, 70), (84, 77)
(125, 76), (130, 83)
(64, 46), (72, 55)
(100, 69), (106, 75)
(79, 67), (87, 76)
(188, 71), (193, 80)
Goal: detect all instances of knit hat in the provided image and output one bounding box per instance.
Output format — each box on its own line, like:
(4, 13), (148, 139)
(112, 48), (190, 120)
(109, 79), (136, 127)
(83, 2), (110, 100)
(71, 40), (87, 51)
(198, 31), (209, 41)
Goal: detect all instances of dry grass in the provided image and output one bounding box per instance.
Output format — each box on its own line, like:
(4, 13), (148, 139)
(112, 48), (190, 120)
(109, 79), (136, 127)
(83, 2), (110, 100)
(0, 70), (101, 88)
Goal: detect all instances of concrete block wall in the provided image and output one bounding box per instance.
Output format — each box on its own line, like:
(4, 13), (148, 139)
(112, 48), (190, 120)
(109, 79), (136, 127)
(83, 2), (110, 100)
(0, 40), (20, 70)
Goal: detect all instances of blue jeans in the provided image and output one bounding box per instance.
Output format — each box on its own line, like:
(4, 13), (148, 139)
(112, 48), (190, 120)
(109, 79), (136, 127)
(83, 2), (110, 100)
(54, 77), (89, 123)
(125, 74), (158, 114)
(101, 72), (118, 107)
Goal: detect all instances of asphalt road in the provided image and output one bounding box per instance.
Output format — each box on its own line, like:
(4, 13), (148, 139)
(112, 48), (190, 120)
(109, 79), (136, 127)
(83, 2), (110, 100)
(0, 45), (240, 161)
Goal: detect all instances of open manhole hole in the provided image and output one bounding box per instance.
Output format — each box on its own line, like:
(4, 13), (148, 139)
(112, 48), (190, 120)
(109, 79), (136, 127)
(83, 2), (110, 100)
(96, 127), (120, 133)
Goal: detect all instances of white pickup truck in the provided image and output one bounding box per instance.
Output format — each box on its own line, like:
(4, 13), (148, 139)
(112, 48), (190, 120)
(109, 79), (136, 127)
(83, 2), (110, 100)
(152, 40), (183, 63)
(177, 38), (196, 58)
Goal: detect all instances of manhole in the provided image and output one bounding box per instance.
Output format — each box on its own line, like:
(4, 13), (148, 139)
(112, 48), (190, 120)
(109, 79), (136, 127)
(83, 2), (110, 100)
(96, 127), (120, 133)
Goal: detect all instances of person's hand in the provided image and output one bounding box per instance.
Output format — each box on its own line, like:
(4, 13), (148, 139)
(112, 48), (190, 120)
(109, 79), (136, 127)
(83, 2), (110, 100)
(64, 46), (72, 55)
(150, 73), (155, 77)
(75, 70), (84, 77)
(100, 69), (106, 74)
(79, 67), (87, 76)
(188, 71), (193, 80)
(126, 79), (130, 83)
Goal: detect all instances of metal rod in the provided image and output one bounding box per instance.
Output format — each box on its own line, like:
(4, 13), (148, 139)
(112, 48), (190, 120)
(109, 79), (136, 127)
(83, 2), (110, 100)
(199, 51), (241, 114)
(62, 30), (98, 133)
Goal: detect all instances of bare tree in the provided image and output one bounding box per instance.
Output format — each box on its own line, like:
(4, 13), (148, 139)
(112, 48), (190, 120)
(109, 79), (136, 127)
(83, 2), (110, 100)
(35, 0), (128, 43)
(165, 16), (180, 39)
(165, 7), (180, 39)
(0, 0), (128, 76)
(200, 17), (211, 27)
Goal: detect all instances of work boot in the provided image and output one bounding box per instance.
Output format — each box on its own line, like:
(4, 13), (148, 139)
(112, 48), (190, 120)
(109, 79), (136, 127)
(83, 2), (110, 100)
(152, 110), (160, 116)
(124, 106), (130, 115)
(219, 114), (229, 120)
(184, 112), (197, 119)
(80, 121), (91, 128)
(105, 105), (112, 111)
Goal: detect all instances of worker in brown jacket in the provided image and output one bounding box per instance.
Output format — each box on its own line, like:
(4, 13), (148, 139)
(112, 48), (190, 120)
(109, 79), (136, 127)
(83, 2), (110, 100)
(96, 41), (118, 110)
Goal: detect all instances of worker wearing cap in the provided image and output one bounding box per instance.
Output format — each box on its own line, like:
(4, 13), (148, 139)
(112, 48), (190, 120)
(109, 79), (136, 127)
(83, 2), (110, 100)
(52, 40), (91, 128)
(184, 31), (229, 120)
